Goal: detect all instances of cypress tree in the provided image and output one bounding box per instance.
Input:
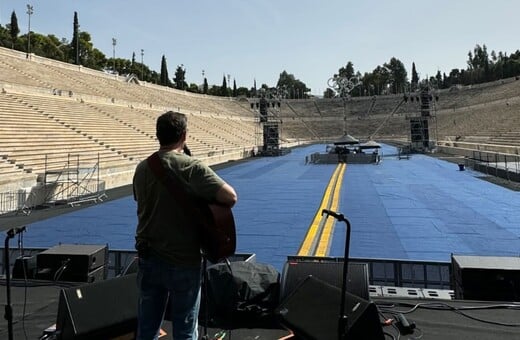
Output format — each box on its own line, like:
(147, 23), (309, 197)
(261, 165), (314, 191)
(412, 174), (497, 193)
(411, 62), (419, 91)
(221, 75), (227, 96)
(9, 11), (19, 49)
(160, 55), (170, 86)
(203, 78), (208, 94)
(70, 12), (80, 64)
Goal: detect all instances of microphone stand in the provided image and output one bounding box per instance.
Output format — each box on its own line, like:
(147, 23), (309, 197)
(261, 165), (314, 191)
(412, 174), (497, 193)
(4, 226), (26, 340)
(200, 256), (209, 340)
(322, 210), (351, 340)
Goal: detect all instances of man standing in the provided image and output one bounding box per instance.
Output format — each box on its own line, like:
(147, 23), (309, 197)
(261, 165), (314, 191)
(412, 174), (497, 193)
(133, 111), (237, 339)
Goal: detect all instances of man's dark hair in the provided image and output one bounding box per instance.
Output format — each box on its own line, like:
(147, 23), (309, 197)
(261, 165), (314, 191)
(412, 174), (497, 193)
(156, 111), (187, 146)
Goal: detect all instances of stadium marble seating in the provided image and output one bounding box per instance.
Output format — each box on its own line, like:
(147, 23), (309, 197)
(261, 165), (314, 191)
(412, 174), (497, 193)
(2, 44), (520, 196)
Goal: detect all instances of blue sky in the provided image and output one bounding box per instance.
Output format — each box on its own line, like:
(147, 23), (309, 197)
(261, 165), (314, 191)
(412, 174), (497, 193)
(1, 0), (519, 95)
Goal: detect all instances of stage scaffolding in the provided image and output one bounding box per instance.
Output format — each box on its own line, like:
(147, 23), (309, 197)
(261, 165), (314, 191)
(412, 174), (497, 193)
(41, 153), (106, 207)
(406, 86), (438, 152)
(9, 153), (106, 215)
(250, 95), (288, 156)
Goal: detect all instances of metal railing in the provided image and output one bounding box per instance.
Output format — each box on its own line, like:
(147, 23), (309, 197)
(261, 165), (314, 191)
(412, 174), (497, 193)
(0, 190), (28, 215)
(1, 244), (452, 289)
(467, 151), (520, 182)
(0, 178), (106, 215)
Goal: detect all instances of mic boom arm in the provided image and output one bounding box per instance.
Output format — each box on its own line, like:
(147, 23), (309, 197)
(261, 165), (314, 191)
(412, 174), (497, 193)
(6, 226), (26, 239)
(321, 209), (346, 222)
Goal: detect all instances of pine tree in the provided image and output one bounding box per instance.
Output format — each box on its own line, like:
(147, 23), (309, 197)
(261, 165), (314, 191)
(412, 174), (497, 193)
(9, 11), (19, 49)
(174, 65), (186, 90)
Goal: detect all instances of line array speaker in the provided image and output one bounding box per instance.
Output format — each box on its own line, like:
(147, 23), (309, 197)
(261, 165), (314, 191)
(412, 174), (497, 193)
(263, 123), (280, 149)
(409, 117), (429, 142)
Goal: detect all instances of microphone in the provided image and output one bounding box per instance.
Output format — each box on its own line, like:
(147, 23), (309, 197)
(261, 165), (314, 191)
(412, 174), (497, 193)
(183, 144), (192, 156)
(321, 209), (345, 222)
(6, 226), (26, 239)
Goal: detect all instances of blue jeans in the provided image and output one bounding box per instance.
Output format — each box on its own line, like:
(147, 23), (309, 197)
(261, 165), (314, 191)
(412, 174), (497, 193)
(136, 255), (201, 340)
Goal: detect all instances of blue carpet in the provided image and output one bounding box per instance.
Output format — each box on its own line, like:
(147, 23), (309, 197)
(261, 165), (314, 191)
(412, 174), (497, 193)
(23, 144), (520, 271)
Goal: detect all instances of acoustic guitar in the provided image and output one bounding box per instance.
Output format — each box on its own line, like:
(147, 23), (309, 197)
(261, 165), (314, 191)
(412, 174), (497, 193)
(198, 203), (236, 263)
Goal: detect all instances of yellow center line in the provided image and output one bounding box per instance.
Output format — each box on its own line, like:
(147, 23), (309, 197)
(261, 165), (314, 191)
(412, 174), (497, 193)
(297, 163), (342, 256)
(315, 163), (346, 256)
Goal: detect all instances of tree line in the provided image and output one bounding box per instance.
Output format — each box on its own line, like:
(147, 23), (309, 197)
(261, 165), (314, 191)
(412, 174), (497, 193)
(1, 10), (519, 99)
(326, 44), (520, 98)
(0, 10), (311, 99)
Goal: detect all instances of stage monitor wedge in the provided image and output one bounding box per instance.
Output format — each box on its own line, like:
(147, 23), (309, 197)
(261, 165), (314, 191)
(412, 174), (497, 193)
(56, 273), (138, 340)
(276, 275), (384, 340)
(281, 260), (369, 300)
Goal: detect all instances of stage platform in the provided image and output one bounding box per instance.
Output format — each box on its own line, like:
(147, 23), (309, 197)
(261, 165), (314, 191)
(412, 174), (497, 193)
(0, 278), (518, 340)
(10, 143), (519, 270)
(1, 143), (520, 338)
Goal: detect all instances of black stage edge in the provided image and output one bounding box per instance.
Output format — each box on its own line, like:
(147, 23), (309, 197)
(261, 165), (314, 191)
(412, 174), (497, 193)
(1, 279), (519, 339)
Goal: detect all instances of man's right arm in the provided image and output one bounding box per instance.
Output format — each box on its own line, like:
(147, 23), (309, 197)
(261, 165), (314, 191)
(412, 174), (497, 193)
(215, 182), (237, 208)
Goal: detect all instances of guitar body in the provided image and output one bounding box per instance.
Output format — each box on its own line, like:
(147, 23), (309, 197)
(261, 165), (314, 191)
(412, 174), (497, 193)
(199, 203), (236, 263)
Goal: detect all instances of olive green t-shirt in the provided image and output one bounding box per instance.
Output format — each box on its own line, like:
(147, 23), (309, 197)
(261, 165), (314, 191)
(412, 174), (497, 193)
(133, 150), (225, 266)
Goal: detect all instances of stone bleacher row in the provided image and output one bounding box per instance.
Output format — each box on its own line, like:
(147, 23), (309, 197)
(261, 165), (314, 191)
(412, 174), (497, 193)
(280, 79), (520, 145)
(0, 91), (259, 182)
(1, 44), (520, 190)
(0, 47), (259, 190)
(0, 47), (252, 117)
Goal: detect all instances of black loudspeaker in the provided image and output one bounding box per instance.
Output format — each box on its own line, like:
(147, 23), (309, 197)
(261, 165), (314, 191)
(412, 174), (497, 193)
(281, 260), (369, 300)
(36, 244), (108, 282)
(12, 255), (37, 279)
(276, 276), (384, 340)
(452, 255), (520, 301)
(56, 273), (138, 340)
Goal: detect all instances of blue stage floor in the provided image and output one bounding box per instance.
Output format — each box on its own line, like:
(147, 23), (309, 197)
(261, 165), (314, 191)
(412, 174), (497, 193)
(22, 144), (520, 271)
